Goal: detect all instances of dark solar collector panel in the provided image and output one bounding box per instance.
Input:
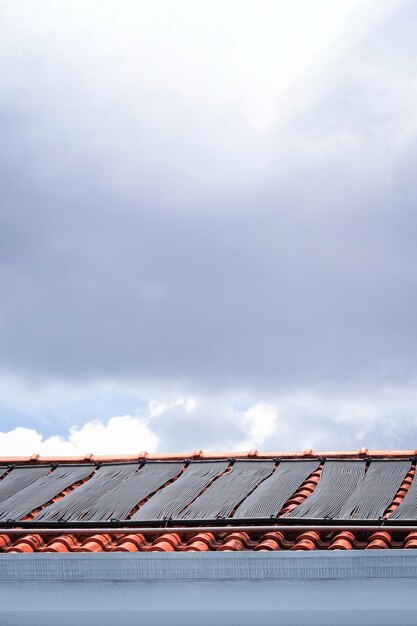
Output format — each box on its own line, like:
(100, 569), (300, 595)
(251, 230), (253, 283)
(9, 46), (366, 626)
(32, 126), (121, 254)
(285, 460), (365, 519)
(0, 466), (52, 505)
(83, 462), (184, 521)
(0, 465), (94, 521)
(179, 460), (275, 520)
(389, 467), (417, 520)
(337, 459), (411, 519)
(133, 461), (229, 521)
(36, 463), (140, 521)
(234, 460), (320, 518)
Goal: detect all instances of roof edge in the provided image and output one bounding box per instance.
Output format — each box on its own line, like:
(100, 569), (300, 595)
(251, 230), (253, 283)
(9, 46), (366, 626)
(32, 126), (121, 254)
(1, 448), (416, 464)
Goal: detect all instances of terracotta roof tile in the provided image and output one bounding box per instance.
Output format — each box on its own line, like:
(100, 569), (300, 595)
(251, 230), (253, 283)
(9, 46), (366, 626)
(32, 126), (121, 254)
(2, 528), (417, 552)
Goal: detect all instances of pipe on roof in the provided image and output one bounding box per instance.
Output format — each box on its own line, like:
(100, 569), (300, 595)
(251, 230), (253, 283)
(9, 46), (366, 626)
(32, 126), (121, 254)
(1, 524), (417, 536)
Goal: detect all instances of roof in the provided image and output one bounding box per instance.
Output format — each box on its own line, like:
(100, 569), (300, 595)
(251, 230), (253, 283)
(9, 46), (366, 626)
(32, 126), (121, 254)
(1, 448), (417, 554)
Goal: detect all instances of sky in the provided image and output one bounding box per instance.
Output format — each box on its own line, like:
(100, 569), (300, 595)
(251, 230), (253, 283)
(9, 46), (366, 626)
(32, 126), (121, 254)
(1, 0), (417, 455)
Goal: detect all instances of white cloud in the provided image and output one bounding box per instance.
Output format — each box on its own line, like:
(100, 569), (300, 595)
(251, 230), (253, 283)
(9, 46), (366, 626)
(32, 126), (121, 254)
(0, 415), (158, 456)
(3, 385), (417, 456)
(148, 396), (196, 418)
(237, 403), (280, 450)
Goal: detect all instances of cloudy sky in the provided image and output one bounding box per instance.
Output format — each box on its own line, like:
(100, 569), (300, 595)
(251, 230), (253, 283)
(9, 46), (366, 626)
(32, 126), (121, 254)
(1, 0), (417, 455)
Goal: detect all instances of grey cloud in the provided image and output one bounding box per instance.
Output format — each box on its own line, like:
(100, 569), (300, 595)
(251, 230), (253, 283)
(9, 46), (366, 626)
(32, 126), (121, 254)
(1, 1), (417, 401)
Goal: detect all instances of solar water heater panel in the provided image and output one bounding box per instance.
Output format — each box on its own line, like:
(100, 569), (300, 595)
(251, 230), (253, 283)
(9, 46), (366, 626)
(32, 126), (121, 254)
(85, 462), (184, 521)
(36, 463), (139, 521)
(385, 466), (417, 520)
(0, 466), (52, 506)
(180, 460), (275, 520)
(0, 465), (94, 521)
(133, 461), (229, 521)
(286, 460), (365, 519)
(337, 459), (411, 519)
(234, 460), (319, 518)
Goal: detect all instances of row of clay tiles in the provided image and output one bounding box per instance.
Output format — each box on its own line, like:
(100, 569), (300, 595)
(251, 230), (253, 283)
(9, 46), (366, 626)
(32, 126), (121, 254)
(2, 448), (417, 464)
(2, 529), (417, 552)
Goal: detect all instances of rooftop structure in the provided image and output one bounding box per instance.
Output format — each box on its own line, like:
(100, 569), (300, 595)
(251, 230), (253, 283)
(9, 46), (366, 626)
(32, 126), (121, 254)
(2, 449), (417, 625)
